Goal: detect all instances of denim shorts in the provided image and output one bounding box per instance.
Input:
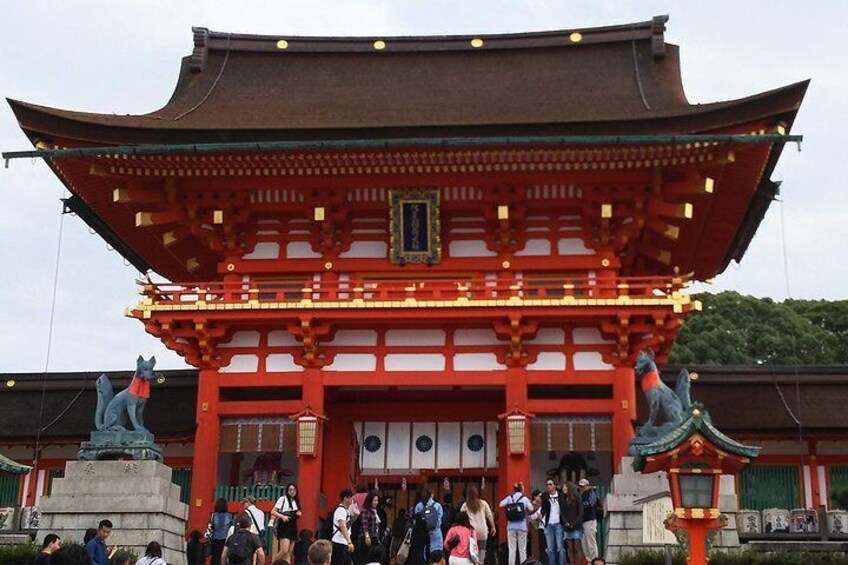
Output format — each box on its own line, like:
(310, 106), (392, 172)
(564, 528), (582, 540)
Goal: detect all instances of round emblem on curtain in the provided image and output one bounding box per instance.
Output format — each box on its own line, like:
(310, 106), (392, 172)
(467, 434), (485, 452)
(415, 435), (434, 453)
(364, 435), (382, 453)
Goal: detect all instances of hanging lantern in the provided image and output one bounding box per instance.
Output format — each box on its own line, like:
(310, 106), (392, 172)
(481, 476), (486, 490)
(374, 477), (379, 491)
(401, 477), (408, 491)
(499, 408), (534, 456)
(290, 408), (327, 457)
(443, 477), (450, 491)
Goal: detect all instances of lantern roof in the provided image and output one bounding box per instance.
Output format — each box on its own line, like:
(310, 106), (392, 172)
(632, 402), (761, 473)
(0, 452), (32, 475)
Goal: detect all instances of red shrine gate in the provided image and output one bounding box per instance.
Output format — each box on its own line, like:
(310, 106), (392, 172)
(7, 16), (805, 535)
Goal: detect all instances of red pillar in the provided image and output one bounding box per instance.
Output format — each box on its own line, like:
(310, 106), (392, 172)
(188, 368), (220, 534)
(612, 365), (636, 472)
(322, 412), (354, 516)
(500, 366), (531, 535)
(24, 463), (40, 507)
(298, 368), (325, 533)
(808, 440), (821, 508)
(684, 523), (709, 565)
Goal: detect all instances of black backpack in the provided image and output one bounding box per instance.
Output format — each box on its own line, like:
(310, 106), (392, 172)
(505, 494), (526, 523)
(319, 505), (344, 540)
(227, 530), (254, 565)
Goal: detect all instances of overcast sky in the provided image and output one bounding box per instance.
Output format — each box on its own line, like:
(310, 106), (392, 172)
(1, 1), (845, 373)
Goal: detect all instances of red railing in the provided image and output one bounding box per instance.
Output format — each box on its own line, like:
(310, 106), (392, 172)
(138, 275), (686, 307)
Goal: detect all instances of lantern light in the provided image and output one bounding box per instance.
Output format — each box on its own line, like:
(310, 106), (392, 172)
(291, 408), (327, 457)
(499, 407), (534, 456)
(677, 473), (716, 509)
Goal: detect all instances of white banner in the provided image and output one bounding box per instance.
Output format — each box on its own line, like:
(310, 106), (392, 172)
(356, 421), (498, 471)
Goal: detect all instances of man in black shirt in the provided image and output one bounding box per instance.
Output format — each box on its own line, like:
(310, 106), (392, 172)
(223, 513), (266, 565)
(33, 534), (60, 565)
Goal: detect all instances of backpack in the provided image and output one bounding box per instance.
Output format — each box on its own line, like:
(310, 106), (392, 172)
(505, 494), (526, 523)
(419, 502), (440, 532)
(319, 505), (344, 540)
(227, 530), (254, 565)
(595, 496), (605, 522)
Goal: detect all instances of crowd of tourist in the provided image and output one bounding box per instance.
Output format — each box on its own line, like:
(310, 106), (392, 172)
(34, 477), (605, 565)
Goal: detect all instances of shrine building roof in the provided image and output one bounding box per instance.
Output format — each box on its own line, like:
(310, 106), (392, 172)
(8, 16), (807, 145)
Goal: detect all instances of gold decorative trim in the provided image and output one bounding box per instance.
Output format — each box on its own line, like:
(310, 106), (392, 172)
(131, 293), (692, 315)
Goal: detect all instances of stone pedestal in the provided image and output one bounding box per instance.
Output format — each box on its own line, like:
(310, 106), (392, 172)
(78, 430), (163, 461)
(604, 457), (741, 564)
(37, 461), (187, 564)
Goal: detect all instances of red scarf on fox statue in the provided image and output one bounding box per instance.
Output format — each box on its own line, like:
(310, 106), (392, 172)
(128, 375), (151, 399)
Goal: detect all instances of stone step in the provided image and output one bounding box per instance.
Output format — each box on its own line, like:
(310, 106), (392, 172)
(39, 494), (187, 520)
(63, 460), (172, 481)
(50, 477), (175, 497)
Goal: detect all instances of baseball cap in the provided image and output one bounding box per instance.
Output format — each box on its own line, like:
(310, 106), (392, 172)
(578, 479), (590, 486)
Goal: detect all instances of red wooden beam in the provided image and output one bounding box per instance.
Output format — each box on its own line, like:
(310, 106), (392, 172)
(217, 400), (303, 416)
(527, 399), (616, 414)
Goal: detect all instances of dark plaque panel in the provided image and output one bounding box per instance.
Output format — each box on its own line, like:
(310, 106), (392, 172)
(389, 189), (441, 264)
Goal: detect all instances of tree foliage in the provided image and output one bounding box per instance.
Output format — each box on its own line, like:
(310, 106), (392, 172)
(668, 291), (848, 365)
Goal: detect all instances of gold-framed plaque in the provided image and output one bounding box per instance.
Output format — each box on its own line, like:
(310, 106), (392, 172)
(389, 189), (441, 265)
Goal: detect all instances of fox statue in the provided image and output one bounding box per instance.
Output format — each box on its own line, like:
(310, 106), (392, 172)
(95, 355), (160, 433)
(633, 349), (692, 437)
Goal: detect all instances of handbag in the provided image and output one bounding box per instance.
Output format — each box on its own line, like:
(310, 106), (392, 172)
(395, 528), (413, 565)
(469, 536), (480, 565)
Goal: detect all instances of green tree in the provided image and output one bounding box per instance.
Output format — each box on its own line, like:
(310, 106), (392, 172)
(668, 291), (847, 365)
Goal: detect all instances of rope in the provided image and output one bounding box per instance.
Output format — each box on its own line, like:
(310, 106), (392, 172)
(778, 197), (792, 298)
(33, 201), (66, 466)
(631, 25), (651, 111)
(170, 34), (232, 121)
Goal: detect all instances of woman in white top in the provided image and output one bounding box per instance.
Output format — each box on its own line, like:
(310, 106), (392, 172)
(271, 483), (302, 565)
(460, 486), (495, 564)
(135, 541), (166, 565)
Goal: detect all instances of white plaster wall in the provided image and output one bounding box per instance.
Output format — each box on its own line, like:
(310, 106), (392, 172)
(385, 329), (445, 346)
(557, 238), (594, 255)
(268, 331), (300, 347)
(527, 352), (567, 371)
(449, 240), (497, 257)
(220, 354), (259, 373)
(453, 329), (499, 346)
(286, 241), (321, 259)
(515, 239), (552, 256)
(243, 242), (280, 260)
(328, 330), (378, 346)
(525, 327), (565, 345)
(572, 351), (612, 370)
(339, 241), (388, 258)
(572, 327), (611, 345)
(384, 354), (445, 371)
(324, 354), (378, 372)
(219, 331), (261, 348)
(266, 354), (304, 372)
(454, 353), (503, 371)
